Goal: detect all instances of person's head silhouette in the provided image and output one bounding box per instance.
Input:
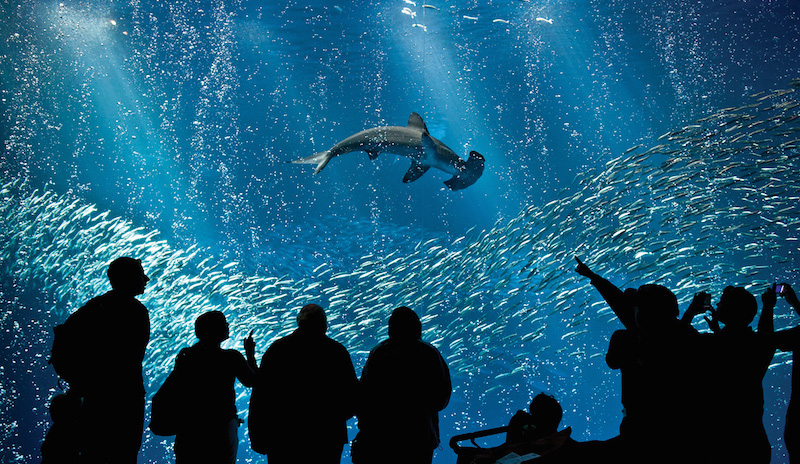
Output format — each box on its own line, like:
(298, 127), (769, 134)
(634, 284), (679, 334)
(388, 306), (422, 340)
(195, 311), (230, 344)
(297, 304), (327, 334)
(528, 393), (563, 436)
(716, 286), (757, 329)
(108, 257), (149, 296)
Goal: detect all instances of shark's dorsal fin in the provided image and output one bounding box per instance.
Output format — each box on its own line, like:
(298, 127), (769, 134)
(403, 160), (431, 183)
(407, 112), (430, 133)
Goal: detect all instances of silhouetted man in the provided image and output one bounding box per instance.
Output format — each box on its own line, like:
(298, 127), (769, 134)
(684, 286), (775, 464)
(248, 304), (358, 464)
(575, 257), (703, 464)
(355, 306), (452, 464)
(62, 256), (151, 464)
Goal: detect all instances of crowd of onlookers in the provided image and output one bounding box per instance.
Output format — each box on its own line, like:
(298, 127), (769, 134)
(39, 255), (800, 464)
(570, 256), (799, 464)
(42, 257), (450, 464)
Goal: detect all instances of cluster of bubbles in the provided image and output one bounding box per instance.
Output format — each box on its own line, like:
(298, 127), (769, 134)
(2, 81), (800, 461)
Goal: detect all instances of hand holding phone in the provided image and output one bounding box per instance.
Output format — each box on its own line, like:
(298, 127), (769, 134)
(776, 283), (788, 296)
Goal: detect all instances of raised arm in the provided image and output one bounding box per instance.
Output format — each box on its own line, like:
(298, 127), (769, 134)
(232, 350), (257, 388)
(773, 284), (800, 351)
(758, 286), (777, 334)
(783, 283), (800, 313)
(575, 256), (636, 330)
(682, 292), (718, 333)
(230, 330), (258, 388)
(244, 330), (258, 372)
(682, 292), (709, 325)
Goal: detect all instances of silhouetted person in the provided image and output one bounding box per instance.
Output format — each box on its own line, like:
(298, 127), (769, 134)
(683, 285), (775, 464)
(60, 256), (150, 464)
(453, 393), (594, 464)
(770, 283), (800, 464)
(172, 311), (257, 464)
(575, 256), (702, 464)
(248, 304), (358, 464)
(574, 257), (640, 438)
(41, 392), (81, 463)
(507, 393), (596, 463)
(355, 306), (452, 464)
(574, 257), (638, 437)
(506, 393), (565, 444)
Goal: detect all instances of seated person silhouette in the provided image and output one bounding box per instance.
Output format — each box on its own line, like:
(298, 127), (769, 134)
(454, 394), (587, 464)
(506, 393), (565, 445)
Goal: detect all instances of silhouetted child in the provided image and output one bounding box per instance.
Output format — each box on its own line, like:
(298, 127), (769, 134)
(41, 392), (81, 463)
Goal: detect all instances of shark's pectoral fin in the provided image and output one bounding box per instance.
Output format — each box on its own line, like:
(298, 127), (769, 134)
(366, 150), (380, 160)
(403, 161), (431, 183)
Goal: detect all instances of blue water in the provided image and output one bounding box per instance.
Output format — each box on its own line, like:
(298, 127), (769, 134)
(2, 0), (800, 462)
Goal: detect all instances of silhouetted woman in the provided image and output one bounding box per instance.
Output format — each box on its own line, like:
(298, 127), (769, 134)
(173, 311), (256, 464)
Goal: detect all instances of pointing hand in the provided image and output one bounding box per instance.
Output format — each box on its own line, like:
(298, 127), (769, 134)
(244, 330), (255, 355)
(575, 256), (594, 278)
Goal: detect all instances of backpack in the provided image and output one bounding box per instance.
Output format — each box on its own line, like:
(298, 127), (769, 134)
(48, 322), (81, 387)
(149, 351), (188, 436)
(48, 298), (102, 388)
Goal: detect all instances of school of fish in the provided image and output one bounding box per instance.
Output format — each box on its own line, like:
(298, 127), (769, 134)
(2, 81), (800, 453)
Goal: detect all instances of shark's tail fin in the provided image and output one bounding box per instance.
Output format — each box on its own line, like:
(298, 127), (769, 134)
(444, 151), (485, 190)
(289, 151), (333, 174)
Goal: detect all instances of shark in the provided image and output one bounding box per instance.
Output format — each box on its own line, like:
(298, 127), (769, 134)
(290, 112), (485, 190)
